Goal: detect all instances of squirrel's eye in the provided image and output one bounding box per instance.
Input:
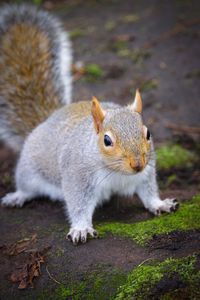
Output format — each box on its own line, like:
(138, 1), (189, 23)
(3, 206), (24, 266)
(104, 134), (113, 147)
(146, 129), (151, 140)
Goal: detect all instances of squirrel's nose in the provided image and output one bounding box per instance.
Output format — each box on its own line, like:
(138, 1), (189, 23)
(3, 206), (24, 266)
(129, 159), (143, 172)
(135, 165), (142, 172)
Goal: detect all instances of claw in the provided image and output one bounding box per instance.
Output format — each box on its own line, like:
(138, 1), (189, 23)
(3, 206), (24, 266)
(175, 203), (179, 210)
(156, 209), (161, 216)
(67, 234), (72, 241)
(73, 238), (79, 245)
(170, 206), (176, 212)
(67, 227), (98, 245)
(152, 198), (179, 216)
(81, 236), (86, 243)
(93, 230), (98, 238)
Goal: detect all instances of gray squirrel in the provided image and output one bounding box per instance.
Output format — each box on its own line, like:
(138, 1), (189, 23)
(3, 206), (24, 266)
(0, 4), (178, 245)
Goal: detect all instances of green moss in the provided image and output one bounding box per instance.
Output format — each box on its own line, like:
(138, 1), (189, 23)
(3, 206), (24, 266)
(2, 173), (12, 185)
(69, 29), (85, 40)
(131, 49), (151, 65)
(115, 255), (199, 300)
(140, 78), (158, 91)
(84, 64), (103, 81)
(15, 0), (43, 5)
(32, 0), (43, 5)
(55, 247), (65, 257)
(156, 144), (194, 170)
(110, 40), (150, 61)
(117, 49), (131, 57)
(159, 174), (178, 189)
(48, 268), (126, 300)
(53, 283), (85, 300)
(121, 14), (140, 23)
(113, 40), (129, 52)
(105, 20), (117, 31)
(161, 270), (200, 299)
(165, 174), (177, 187)
(97, 195), (200, 246)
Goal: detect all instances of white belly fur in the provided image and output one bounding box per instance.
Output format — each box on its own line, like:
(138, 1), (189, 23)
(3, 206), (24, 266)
(95, 167), (148, 203)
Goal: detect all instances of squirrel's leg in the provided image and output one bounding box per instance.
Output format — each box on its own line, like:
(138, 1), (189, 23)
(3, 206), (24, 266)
(136, 166), (179, 215)
(1, 190), (32, 207)
(62, 180), (98, 245)
(1, 167), (36, 207)
(1, 166), (63, 207)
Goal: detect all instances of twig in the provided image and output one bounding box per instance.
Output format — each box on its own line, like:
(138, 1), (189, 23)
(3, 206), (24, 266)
(137, 257), (155, 268)
(166, 123), (200, 135)
(46, 266), (62, 285)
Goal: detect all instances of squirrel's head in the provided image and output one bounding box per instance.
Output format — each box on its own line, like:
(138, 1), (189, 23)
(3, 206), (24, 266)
(91, 90), (151, 174)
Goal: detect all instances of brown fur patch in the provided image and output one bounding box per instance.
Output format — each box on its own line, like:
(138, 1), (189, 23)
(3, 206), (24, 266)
(0, 23), (61, 136)
(62, 101), (92, 129)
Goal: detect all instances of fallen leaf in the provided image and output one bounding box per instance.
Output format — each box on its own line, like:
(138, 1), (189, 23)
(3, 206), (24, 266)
(18, 279), (27, 290)
(1, 234), (37, 256)
(10, 248), (50, 289)
(10, 268), (27, 283)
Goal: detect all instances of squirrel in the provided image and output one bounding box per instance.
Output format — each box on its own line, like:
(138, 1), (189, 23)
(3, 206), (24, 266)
(0, 4), (178, 245)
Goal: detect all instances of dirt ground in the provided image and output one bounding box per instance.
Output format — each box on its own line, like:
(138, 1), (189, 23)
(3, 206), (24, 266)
(0, 0), (200, 299)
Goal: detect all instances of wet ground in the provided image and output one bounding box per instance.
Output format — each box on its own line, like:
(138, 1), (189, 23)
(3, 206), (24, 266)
(0, 0), (200, 299)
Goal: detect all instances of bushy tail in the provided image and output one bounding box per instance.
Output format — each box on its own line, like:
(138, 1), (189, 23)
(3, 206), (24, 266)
(0, 4), (72, 152)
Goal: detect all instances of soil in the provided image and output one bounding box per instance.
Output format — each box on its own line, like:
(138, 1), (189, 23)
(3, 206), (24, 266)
(0, 0), (200, 299)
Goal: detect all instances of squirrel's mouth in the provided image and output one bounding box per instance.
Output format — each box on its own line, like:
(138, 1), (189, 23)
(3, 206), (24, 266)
(108, 165), (145, 176)
(104, 158), (146, 175)
(120, 169), (144, 176)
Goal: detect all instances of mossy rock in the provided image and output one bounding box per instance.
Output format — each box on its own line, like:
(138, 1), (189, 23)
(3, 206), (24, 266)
(114, 255), (200, 300)
(97, 195), (200, 246)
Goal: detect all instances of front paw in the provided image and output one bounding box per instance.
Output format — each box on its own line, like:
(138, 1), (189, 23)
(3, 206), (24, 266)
(153, 198), (179, 216)
(67, 227), (98, 245)
(1, 192), (26, 208)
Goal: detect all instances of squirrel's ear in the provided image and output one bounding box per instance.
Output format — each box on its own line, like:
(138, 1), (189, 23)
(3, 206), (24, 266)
(91, 96), (105, 133)
(130, 89), (143, 113)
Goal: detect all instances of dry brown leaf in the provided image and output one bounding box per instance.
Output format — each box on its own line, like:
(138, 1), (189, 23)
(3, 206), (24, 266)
(18, 279), (27, 290)
(1, 234), (37, 256)
(10, 249), (49, 289)
(10, 268), (27, 283)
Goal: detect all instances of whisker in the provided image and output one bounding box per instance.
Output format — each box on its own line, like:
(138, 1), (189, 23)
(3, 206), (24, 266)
(95, 165), (121, 187)
(95, 170), (114, 187)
